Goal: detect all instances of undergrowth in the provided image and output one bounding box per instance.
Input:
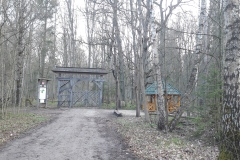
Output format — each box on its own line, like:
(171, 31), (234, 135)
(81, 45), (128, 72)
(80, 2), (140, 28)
(102, 102), (136, 110)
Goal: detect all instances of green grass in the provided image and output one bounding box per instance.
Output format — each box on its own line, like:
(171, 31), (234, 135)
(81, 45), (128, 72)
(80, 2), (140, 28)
(0, 112), (48, 144)
(102, 102), (116, 109)
(124, 103), (135, 110)
(102, 102), (136, 110)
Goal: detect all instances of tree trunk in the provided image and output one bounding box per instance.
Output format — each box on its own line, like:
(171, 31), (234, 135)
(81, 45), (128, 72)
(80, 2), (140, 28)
(150, 0), (166, 130)
(114, 45), (121, 110)
(218, 0), (240, 159)
(63, 28), (68, 67)
(154, 38), (166, 130)
(130, 0), (140, 117)
(15, 0), (25, 107)
(137, 0), (150, 122)
(66, 0), (76, 67)
(111, 0), (125, 102)
(40, 13), (47, 77)
(85, 0), (95, 68)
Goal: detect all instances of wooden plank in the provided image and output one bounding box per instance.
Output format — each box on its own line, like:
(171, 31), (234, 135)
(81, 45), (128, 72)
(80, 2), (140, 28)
(52, 67), (108, 75)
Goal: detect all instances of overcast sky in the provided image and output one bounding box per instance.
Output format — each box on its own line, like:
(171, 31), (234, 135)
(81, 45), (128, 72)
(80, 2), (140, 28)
(68, 0), (200, 41)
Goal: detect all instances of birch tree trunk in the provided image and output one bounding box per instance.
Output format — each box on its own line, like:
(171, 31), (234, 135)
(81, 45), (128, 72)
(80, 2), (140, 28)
(219, 0), (240, 159)
(169, 0), (206, 131)
(154, 34), (166, 130)
(148, 0), (166, 130)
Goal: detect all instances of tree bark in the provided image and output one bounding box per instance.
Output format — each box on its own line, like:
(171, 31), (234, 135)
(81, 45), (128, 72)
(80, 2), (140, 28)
(219, 0), (240, 159)
(150, 0), (166, 130)
(15, 0), (25, 107)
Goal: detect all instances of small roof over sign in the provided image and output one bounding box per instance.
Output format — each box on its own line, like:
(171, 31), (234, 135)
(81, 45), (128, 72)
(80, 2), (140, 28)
(52, 67), (108, 75)
(146, 81), (181, 95)
(37, 78), (51, 81)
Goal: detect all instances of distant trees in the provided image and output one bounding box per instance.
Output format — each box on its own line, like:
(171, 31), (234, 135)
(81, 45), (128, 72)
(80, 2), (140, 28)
(1, 2), (240, 159)
(0, 0), (85, 116)
(79, 0), (209, 126)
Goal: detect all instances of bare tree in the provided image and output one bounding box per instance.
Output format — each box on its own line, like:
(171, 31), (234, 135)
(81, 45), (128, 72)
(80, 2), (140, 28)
(65, 0), (76, 67)
(137, 0), (150, 122)
(110, 0), (126, 103)
(37, 0), (58, 77)
(15, 0), (27, 107)
(129, 0), (141, 117)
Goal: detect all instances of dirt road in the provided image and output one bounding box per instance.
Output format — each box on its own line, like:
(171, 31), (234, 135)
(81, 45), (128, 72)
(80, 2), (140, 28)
(0, 108), (137, 160)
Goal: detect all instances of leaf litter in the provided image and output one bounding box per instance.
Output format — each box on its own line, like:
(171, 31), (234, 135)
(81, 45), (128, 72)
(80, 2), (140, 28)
(111, 116), (219, 160)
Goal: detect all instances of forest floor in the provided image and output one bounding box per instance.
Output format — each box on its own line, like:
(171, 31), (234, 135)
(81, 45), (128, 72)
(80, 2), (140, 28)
(113, 111), (219, 160)
(0, 107), (219, 159)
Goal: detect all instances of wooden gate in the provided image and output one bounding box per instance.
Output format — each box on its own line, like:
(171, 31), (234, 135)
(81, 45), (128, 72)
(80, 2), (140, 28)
(52, 67), (107, 108)
(72, 91), (100, 107)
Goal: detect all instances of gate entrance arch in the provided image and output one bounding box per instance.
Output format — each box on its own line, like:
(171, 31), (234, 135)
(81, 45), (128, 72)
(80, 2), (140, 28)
(52, 67), (108, 107)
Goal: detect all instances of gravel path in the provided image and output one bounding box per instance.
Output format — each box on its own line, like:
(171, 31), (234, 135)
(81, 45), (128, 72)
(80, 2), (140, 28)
(0, 108), (137, 160)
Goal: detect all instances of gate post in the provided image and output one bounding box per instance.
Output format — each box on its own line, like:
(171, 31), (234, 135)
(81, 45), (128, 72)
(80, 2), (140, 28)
(99, 81), (103, 108)
(57, 79), (61, 107)
(70, 78), (73, 108)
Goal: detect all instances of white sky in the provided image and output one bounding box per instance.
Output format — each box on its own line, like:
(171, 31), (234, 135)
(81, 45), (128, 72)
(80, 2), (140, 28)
(73, 0), (200, 39)
(59, 0), (201, 63)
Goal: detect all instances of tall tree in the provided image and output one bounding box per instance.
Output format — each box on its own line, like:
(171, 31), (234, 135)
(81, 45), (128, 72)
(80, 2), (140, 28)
(219, 0), (240, 159)
(111, 0), (125, 102)
(65, 0), (76, 67)
(137, 0), (150, 122)
(37, 0), (58, 77)
(150, 0), (166, 130)
(15, 0), (28, 107)
(129, 0), (141, 117)
(85, 0), (96, 68)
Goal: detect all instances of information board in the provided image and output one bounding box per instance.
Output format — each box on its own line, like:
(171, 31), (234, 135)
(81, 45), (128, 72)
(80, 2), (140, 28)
(39, 86), (46, 101)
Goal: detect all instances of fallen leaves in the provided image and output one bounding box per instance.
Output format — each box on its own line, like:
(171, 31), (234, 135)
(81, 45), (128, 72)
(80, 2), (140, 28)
(111, 116), (219, 160)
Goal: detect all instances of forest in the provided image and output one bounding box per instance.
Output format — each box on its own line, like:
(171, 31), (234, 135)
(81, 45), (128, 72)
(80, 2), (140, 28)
(0, 0), (240, 159)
